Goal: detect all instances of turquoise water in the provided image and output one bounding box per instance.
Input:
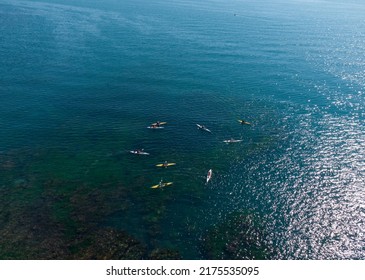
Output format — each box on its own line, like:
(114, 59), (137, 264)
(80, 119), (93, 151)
(0, 0), (364, 259)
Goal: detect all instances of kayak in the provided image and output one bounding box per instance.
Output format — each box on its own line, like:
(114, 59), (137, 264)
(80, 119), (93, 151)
(196, 124), (212, 133)
(206, 169), (212, 183)
(238, 119), (251, 125)
(147, 126), (164, 129)
(130, 150), (150, 155)
(156, 163), (176, 167)
(151, 182), (173, 189)
(152, 121), (167, 126)
(223, 139), (243, 143)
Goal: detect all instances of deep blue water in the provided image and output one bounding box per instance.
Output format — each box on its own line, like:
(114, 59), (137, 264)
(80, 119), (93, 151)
(0, 0), (364, 259)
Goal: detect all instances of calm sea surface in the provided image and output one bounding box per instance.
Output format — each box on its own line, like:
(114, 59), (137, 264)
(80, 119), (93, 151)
(0, 0), (364, 259)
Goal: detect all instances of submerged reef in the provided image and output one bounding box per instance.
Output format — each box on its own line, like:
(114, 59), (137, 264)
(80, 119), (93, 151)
(74, 228), (146, 260)
(1, 148), (274, 260)
(148, 248), (181, 260)
(74, 228), (180, 260)
(0, 169), (181, 259)
(201, 211), (272, 260)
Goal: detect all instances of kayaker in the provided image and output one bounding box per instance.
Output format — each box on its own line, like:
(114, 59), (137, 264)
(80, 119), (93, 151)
(158, 179), (163, 188)
(240, 120), (250, 125)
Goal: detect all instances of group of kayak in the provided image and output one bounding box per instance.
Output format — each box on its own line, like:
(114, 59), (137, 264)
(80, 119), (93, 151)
(130, 121), (176, 188)
(197, 121), (250, 143)
(130, 119), (251, 188)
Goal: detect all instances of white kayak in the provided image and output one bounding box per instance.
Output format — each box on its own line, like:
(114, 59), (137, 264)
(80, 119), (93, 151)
(130, 150), (150, 155)
(206, 169), (212, 183)
(147, 126), (164, 129)
(196, 124), (212, 133)
(223, 139), (243, 143)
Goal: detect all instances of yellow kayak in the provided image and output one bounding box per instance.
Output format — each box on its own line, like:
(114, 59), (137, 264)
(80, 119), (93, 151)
(151, 182), (173, 189)
(156, 163), (176, 167)
(238, 119), (251, 125)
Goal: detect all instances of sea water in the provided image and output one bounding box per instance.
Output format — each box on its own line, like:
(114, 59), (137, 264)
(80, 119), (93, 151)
(0, 0), (364, 259)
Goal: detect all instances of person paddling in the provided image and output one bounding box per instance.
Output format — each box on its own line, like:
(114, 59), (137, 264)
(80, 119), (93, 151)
(239, 119), (251, 125)
(158, 179), (163, 188)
